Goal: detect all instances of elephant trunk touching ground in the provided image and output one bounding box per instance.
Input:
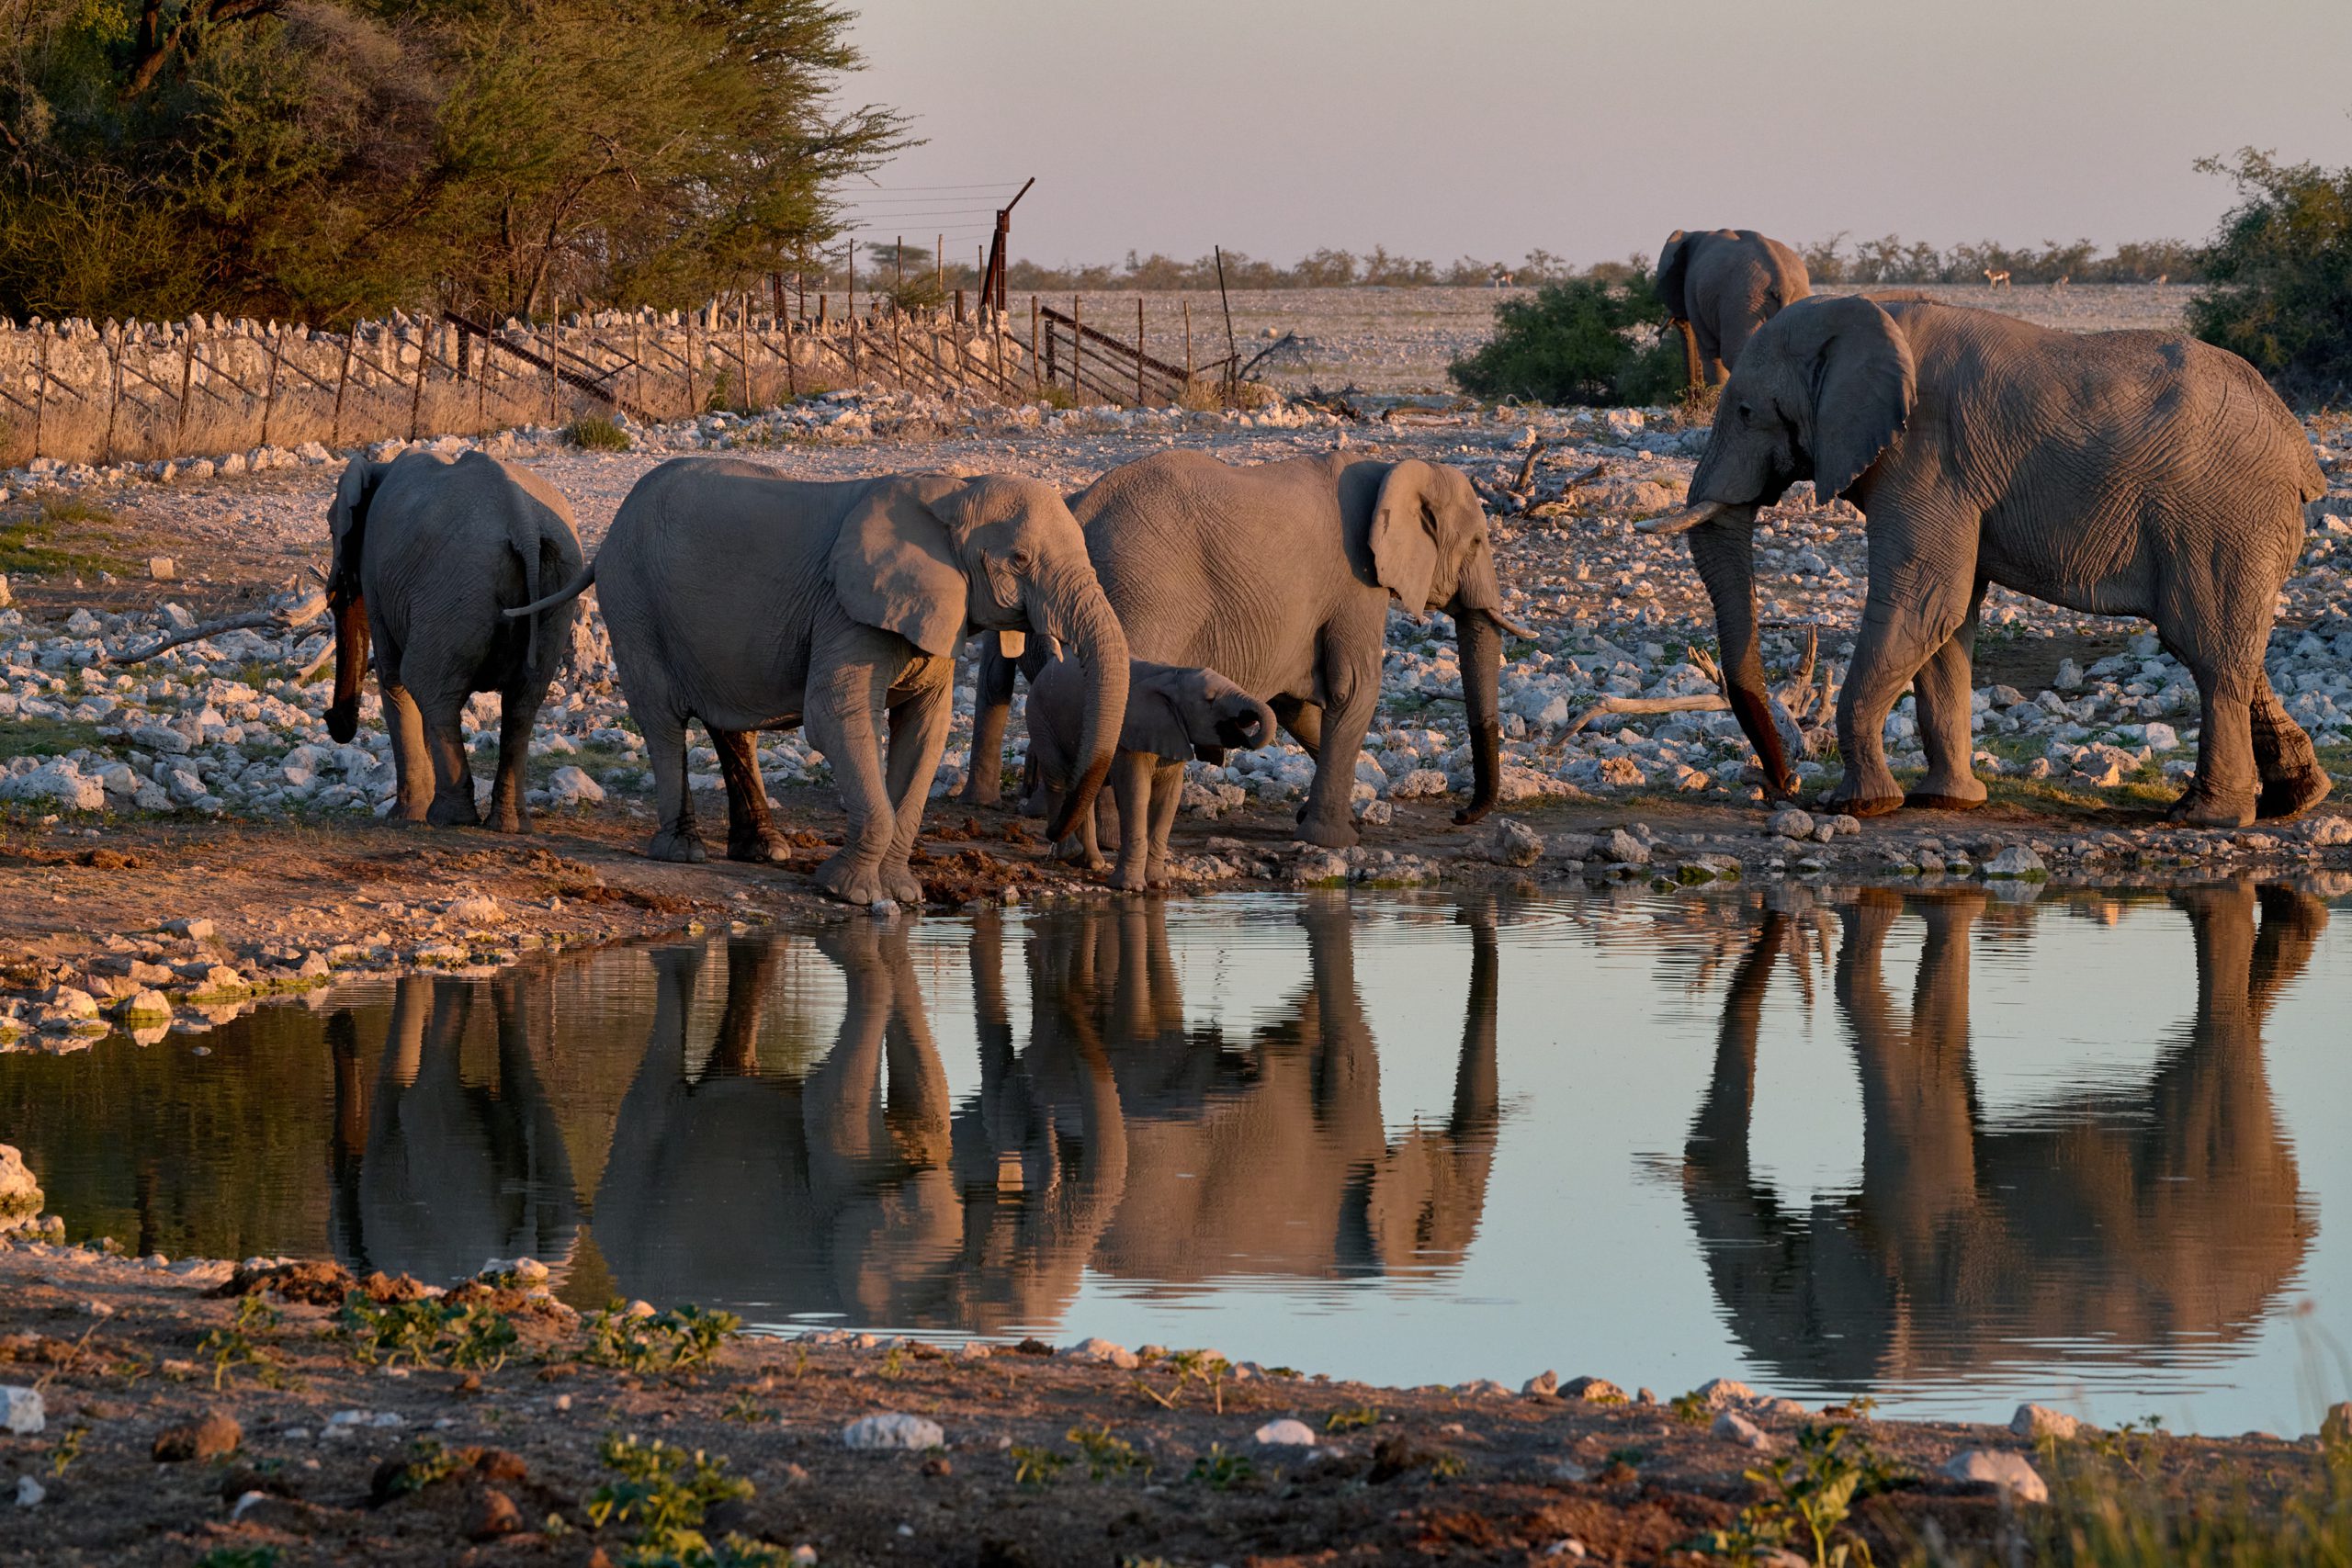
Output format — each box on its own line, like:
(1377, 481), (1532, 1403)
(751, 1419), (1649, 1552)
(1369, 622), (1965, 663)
(323, 460), (385, 744)
(1027, 558), (1129, 843)
(1659, 501), (1798, 796)
(1454, 596), (1504, 822)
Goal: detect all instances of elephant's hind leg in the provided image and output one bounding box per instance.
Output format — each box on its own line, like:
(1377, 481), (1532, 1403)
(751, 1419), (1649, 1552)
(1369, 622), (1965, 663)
(1829, 544), (1977, 818)
(485, 683), (547, 834)
(2250, 683), (2330, 819)
(379, 681), (434, 823)
(639, 707), (707, 863)
(1105, 750), (1159, 891)
(2171, 661), (2261, 829)
(419, 689), (482, 828)
(1905, 582), (1990, 811)
(710, 728), (793, 863)
(958, 644), (1018, 806)
(1144, 759), (1185, 888)
(877, 667), (953, 906)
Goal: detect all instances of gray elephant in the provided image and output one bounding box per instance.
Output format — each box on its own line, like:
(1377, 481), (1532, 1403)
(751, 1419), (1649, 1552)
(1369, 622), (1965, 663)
(1645, 295), (2329, 827)
(325, 450), (583, 830)
(967, 451), (1529, 852)
(1026, 656), (1278, 889)
(1656, 229), (1811, 388)
(510, 458), (1128, 905)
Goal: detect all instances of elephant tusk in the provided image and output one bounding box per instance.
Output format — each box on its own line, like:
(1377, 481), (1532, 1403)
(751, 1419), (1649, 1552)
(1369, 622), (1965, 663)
(1487, 608), (1538, 639)
(1636, 500), (1731, 536)
(996, 629), (1025, 660)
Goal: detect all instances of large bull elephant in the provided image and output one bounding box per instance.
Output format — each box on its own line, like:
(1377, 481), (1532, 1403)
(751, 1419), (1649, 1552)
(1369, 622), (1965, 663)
(511, 459), (1127, 904)
(1680, 882), (2317, 1390)
(966, 451), (1529, 852)
(1656, 229), (1811, 388)
(325, 450), (583, 831)
(1643, 296), (2329, 827)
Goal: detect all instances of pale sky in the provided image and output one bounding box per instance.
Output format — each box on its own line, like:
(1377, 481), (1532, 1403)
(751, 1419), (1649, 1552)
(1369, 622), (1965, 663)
(842, 0), (2352, 270)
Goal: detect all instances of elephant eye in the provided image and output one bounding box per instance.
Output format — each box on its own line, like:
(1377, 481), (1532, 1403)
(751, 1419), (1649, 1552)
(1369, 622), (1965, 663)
(1006, 547), (1035, 572)
(1736, 402), (1754, 423)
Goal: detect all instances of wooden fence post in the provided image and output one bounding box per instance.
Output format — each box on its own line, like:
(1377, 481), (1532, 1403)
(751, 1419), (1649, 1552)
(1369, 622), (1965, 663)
(1071, 295), (1082, 400)
(845, 243), (859, 376)
(1183, 298), (1193, 384)
(408, 321), (429, 440)
(30, 332), (47, 459)
(1136, 296), (1145, 405)
(1030, 296), (1041, 394)
(545, 300), (560, 427)
(684, 311), (696, 415)
(473, 325), (488, 433)
(739, 291), (752, 410)
(174, 326), (198, 448)
(102, 340), (122, 466)
(783, 310), (797, 400)
(259, 329), (284, 448)
(330, 330), (356, 448)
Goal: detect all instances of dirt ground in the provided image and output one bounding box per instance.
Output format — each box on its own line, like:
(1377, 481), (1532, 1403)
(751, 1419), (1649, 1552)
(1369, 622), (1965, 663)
(0, 1241), (2336, 1567)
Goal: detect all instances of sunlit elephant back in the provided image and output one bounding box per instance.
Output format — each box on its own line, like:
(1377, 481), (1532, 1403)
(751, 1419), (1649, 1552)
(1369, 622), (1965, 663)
(1680, 884), (2317, 1387)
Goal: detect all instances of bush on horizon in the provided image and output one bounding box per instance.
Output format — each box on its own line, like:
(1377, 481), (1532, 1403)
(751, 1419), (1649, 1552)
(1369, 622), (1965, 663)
(1447, 276), (1686, 407)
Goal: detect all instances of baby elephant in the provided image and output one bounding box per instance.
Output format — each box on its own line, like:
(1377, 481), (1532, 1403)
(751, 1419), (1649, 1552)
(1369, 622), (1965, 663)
(1028, 657), (1276, 890)
(325, 450), (583, 831)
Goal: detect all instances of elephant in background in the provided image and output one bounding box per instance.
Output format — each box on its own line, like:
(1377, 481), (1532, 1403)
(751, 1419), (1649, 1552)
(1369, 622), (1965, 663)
(1027, 656), (1278, 890)
(968, 451), (1530, 852)
(1656, 229), (1811, 388)
(326, 450), (582, 831)
(1645, 296), (2329, 827)
(511, 459), (1127, 905)
(328, 971), (580, 1284)
(1679, 882), (2318, 1390)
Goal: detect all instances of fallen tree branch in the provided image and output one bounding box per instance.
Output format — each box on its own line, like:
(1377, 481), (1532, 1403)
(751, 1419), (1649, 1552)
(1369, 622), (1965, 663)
(1564, 626), (1841, 761)
(111, 583), (328, 664)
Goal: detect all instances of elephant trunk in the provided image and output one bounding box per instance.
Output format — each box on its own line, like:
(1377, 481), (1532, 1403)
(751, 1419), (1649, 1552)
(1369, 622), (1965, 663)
(1032, 566), (1129, 842)
(1686, 507), (1795, 795)
(1453, 604), (1502, 825)
(326, 592), (368, 743)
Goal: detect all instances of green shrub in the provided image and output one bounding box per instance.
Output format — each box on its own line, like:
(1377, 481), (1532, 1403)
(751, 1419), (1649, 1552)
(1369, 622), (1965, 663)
(2188, 149), (2352, 400)
(567, 415), (632, 451)
(1449, 276), (1685, 406)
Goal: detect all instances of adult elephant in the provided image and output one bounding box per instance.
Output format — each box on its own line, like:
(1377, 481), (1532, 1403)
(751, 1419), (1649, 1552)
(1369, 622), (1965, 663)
(325, 449), (583, 831)
(1643, 296), (2329, 827)
(511, 460), (1127, 904)
(1656, 229), (1811, 388)
(966, 451), (1528, 850)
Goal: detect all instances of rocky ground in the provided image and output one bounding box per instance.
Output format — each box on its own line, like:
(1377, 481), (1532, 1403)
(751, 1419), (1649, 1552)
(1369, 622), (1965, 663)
(0, 1231), (2345, 1567)
(4, 351), (2352, 1043)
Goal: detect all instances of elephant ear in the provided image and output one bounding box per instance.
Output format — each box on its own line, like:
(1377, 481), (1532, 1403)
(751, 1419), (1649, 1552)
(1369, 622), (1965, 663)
(831, 478), (969, 657)
(1657, 231), (1692, 321)
(1788, 295), (1916, 503)
(1368, 459), (1447, 615)
(328, 457), (385, 584)
(1120, 681), (1199, 763)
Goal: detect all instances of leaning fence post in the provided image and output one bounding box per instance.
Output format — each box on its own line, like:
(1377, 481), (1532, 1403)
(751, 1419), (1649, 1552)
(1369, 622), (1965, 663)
(102, 338), (122, 466)
(330, 329), (356, 448)
(545, 300), (560, 427)
(739, 291), (752, 411)
(1183, 297), (1194, 385)
(1136, 296), (1145, 405)
(30, 331), (48, 459)
(259, 328), (284, 448)
(631, 316), (645, 416)
(174, 325), (198, 450)
(408, 320), (430, 441)
(472, 324), (488, 434)
(1071, 295), (1083, 400)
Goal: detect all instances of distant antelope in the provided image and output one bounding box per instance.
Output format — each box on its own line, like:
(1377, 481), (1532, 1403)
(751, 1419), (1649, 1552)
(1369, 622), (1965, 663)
(2050, 275), (2070, 291)
(2154, 274), (2169, 288)
(1488, 265), (1514, 288)
(1984, 268), (2011, 288)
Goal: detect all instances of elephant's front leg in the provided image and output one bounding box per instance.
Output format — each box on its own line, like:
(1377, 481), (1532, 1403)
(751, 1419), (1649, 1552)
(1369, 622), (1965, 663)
(1905, 581), (1989, 811)
(876, 660), (955, 906)
(958, 643), (1018, 807)
(1144, 759), (1185, 887)
(418, 687), (482, 828)
(1828, 547), (1973, 818)
(805, 632), (910, 907)
(485, 683), (545, 834)
(1298, 657), (1374, 849)
(710, 728), (793, 863)
(379, 680), (433, 823)
(1106, 750), (1160, 891)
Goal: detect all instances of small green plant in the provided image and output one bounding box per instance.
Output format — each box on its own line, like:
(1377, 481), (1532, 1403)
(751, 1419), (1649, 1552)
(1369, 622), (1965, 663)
(336, 1293), (517, 1372)
(877, 1346), (907, 1381)
(720, 1392), (771, 1425)
(198, 1295), (282, 1390)
(587, 1433), (780, 1566)
(582, 1302), (742, 1374)
(48, 1426), (85, 1477)
(378, 1436), (470, 1499)
(702, 368), (735, 412)
(1710, 1419), (1905, 1568)
(0, 497), (129, 577)
(1011, 1444), (1070, 1487)
(1068, 1422), (1148, 1481)
(1169, 1348), (1232, 1414)
(567, 415), (633, 451)
(1670, 1389), (1713, 1427)
(1325, 1405), (1380, 1433)
(1430, 1451), (1469, 1481)
(1188, 1443), (1253, 1490)
(1032, 380), (1077, 411)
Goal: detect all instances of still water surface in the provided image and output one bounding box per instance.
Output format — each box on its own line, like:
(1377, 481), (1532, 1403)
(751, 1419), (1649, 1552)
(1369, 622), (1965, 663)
(6, 882), (2349, 1434)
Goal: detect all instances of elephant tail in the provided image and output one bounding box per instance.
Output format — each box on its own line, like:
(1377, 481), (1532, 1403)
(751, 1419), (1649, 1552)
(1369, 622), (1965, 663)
(505, 560), (594, 626)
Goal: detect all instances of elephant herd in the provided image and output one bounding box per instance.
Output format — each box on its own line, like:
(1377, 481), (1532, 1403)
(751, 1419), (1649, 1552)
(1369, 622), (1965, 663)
(322, 231), (2332, 898)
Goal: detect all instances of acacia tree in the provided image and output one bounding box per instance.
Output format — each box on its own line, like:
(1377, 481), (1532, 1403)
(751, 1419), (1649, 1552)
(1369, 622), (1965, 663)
(0, 0), (906, 322)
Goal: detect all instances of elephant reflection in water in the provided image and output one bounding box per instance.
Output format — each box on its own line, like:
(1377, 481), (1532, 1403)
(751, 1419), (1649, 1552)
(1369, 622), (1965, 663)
(592, 921), (1127, 1331)
(1030, 895), (1501, 1285)
(329, 972), (580, 1282)
(1682, 880), (2320, 1386)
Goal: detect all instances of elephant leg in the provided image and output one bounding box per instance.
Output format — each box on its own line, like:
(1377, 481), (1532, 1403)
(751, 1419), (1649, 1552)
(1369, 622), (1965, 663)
(710, 728), (791, 863)
(1050, 785), (1102, 867)
(806, 640), (904, 907)
(1106, 750), (1159, 891)
(1829, 543), (1975, 818)
(379, 681), (433, 823)
(1015, 749), (1049, 818)
(1298, 657), (1374, 850)
(1905, 581), (1990, 811)
(419, 688), (481, 828)
(1144, 759), (1185, 887)
(958, 647), (1018, 807)
(2250, 683), (2330, 819)
(2171, 661), (2260, 829)
(639, 706), (707, 863)
(485, 684), (543, 834)
(877, 664), (954, 906)
(1273, 695), (1324, 759)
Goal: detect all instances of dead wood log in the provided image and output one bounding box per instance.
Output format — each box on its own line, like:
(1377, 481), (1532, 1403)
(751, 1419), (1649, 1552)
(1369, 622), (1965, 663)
(111, 581), (328, 664)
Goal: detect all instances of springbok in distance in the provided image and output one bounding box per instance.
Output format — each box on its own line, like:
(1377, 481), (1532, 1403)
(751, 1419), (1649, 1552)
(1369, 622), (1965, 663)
(2154, 274), (2169, 288)
(2050, 275), (2070, 291)
(1984, 268), (2011, 288)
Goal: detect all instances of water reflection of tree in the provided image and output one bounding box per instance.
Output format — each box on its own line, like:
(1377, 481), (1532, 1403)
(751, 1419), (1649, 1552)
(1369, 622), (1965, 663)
(1680, 880), (2320, 1390)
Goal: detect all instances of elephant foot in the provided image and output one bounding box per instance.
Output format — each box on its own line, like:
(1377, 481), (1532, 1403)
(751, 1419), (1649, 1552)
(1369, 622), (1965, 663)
(1016, 792), (1048, 819)
(485, 810), (530, 835)
(1452, 800), (1494, 827)
(728, 829), (795, 864)
(2256, 770), (2330, 821)
(1821, 794), (1905, 819)
(2167, 787), (2256, 830)
(1107, 863), (1151, 892)
(958, 778), (1002, 808)
(648, 827), (708, 863)
(1904, 789), (1988, 812)
(815, 851), (889, 906)
(881, 863), (924, 906)
(1295, 813), (1360, 851)
(426, 795), (481, 829)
